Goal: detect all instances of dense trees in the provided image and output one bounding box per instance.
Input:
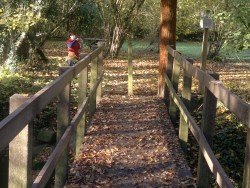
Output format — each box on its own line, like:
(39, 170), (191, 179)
(0, 0), (249, 70)
(96, 0), (145, 57)
(0, 0), (84, 70)
(176, 0), (250, 58)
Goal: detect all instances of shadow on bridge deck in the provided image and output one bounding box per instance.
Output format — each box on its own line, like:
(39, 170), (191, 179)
(65, 53), (196, 187)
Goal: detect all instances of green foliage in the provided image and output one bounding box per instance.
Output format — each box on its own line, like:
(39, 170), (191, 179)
(71, 1), (102, 37)
(0, 1), (44, 32)
(176, 1), (201, 40)
(0, 71), (35, 120)
(215, 1), (250, 52)
(213, 107), (247, 187)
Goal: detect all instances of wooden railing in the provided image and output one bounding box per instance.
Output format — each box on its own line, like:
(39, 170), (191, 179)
(165, 45), (250, 188)
(0, 44), (104, 188)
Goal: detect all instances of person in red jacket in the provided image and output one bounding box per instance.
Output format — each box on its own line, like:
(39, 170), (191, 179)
(66, 33), (81, 66)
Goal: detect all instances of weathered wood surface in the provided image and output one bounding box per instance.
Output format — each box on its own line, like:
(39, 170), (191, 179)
(168, 45), (249, 125)
(197, 73), (219, 188)
(32, 72), (104, 188)
(9, 94), (32, 188)
(166, 44), (250, 187)
(0, 45), (104, 152)
(165, 74), (234, 187)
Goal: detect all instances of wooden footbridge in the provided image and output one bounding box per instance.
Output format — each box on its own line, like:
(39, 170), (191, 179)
(0, 44), (249, 188)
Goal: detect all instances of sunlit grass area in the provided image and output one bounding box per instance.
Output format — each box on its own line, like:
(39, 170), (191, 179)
(121, 40), (250, 61)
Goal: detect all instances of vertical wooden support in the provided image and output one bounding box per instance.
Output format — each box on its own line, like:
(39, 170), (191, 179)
(197, 73), (219, 188)
(76, 66), (88, 155)
(198, 28), (209, 93)
(90, 57), (98, 117)
(0, 148), (8, 188)
(96, 49), (103, 104)
(128, 40), (133, 96)
(201, 28), (209, 71)
(55, 67), (70, 188)
(179, 61), (192, 152)
(243, 111), (250, 188)
(165, 51), (174, 101)
(9, 94), (32, 188)
(169, 52), (181, 123)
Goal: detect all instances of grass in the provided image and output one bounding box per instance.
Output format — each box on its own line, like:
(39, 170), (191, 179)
(121, 39), (250, 61)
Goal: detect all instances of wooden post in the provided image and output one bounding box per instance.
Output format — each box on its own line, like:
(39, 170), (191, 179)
(165, 51), (174, 102)
(90, 57), (98, 117)
(9, 94), (32, 188)
(197, 73), (219, 188)
(55, 67), (71, 188)
(128, 40), (133, 96)
(96, 48), (103, 104)
(198, 28), (209, 93)
(243, 111), (250, 187)
(169, 53), (181, 123)
(76, 66), (88, 155)
(179, 60), (193, 152)
(0, 148), (8, 188)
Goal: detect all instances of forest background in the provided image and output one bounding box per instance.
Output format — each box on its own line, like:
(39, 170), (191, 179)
(0, 0), (249, 187)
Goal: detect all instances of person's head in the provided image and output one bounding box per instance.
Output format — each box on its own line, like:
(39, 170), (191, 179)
(69, 33), (76, 40)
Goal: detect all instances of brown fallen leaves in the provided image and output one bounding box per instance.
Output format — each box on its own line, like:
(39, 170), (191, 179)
(65, 52), (196, 187)
(66, 96), (195, 187)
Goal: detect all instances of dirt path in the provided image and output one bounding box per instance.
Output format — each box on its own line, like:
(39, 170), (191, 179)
(66, 52), (196, 187)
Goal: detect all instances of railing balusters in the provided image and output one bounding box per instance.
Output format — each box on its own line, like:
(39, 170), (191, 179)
(89, 57), (98, 118)
(169, 51), (181, 123)
(243, 116), (250, 187)
(197, 73), (219, 187)
(9, 94), (32, 188)
(76, 65), (88, 155)
(179, 59), (193, 152)
(165, 45), (247, 187)
(55, 67), (71, 188)
(96, 49), (103, 104)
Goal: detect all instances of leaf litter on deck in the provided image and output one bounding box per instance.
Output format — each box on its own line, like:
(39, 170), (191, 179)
(65, 52), (196, 187)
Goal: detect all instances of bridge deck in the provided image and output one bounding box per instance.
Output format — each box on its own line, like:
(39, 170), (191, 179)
(65, 54), (196, 187)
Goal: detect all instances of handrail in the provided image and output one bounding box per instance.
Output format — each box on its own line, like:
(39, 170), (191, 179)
(165, 75), (233, 187)
(32, 72), (104, 188)
(0, 44), (104, 187)
(167, 45), (249, 125)
(166, 45), (250, 187)
(0, 46), (103, 152)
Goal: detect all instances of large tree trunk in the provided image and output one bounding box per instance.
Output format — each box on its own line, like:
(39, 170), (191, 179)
(158, 0), (177, 98)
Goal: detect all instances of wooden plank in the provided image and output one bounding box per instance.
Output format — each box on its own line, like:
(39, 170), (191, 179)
(179, 63), (192, 152)
(169, 52), (181, 123)
(32, 123), (72, 188)
(206, 80), (249, 125)
(32, 73), (103, 187)
(165, 74), (234, 187)
(90, 57), (98, 116)
(174, 54), (249, 125)
(167, 45), (175, 57)
(55, 67), (71, 188)
(0, 46), (103, 152)
(96, 51), (103, 104)
(9, 94), (32, 188)
(76, 66), (88, 155)
(243, 115), (250, 187)
(197, 73), (219, 187)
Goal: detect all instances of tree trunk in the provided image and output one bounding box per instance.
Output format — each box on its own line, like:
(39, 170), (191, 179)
(98, 0), (145, 58)
(158, 0), (177, 98)
(109, 25), (125, 58)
